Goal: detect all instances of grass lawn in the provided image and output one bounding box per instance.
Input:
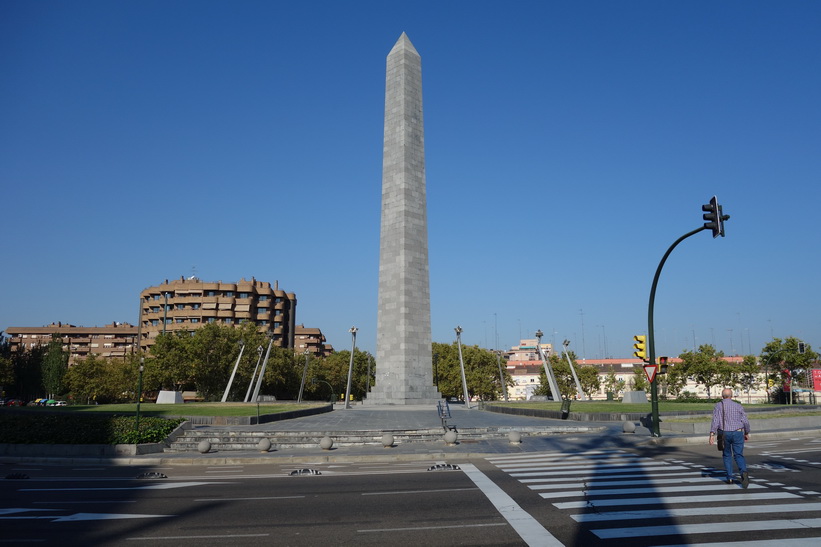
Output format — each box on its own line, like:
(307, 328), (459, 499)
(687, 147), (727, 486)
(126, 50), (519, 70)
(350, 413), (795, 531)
(12, 402), (327, 417)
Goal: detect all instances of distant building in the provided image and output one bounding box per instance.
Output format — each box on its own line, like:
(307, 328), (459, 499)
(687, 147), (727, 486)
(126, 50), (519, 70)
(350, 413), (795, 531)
(294, 324), (334, 357)
(5, 322), (137, 365)
(137, 277), (297, 353)
(504, 339), (554, 400)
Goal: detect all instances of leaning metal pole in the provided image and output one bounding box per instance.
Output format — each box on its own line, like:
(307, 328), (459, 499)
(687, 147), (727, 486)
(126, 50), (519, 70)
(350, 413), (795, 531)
(456, 326), (471, 409)
(221, 342), (245, 403)
(344, 327), (357, 409)
(297, 351), (310, 403)
(536, 331), (561, 400)
(562, 340), (586, 400)
(648, 225), (707, 437)
(244, 346), (264, 403)
(251, 339), (273, 403)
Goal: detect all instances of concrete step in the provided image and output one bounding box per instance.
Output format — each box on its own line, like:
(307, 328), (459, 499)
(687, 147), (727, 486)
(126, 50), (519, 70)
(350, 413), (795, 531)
(164, 427), (532, 452)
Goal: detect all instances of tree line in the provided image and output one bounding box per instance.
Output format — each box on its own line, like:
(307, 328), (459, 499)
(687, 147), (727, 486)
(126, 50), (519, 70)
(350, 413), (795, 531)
(1, 327), (815, 405)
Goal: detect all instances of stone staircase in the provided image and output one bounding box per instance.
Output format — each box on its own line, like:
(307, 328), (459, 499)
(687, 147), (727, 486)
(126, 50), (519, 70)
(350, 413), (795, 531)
(164, 426), (574, 452)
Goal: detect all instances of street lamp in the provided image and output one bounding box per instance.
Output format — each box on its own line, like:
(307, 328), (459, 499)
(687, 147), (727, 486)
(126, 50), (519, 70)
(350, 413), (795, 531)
(455, 326), (471, 409)
(536, 330), (561, 400)
(135, 357), (145, 434)
(562, 339), (586, 400)
(311, 378), (335, 403)
(344, 327), (357, 409)
(244, 345), (264, 402)
(297, 350), (310, 403)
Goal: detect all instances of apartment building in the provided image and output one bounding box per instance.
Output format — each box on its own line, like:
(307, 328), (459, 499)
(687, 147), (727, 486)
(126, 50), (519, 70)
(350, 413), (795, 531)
(5, 322), (138, 365)
(137, 277), (297, 352)
(294, 324), (334, 357)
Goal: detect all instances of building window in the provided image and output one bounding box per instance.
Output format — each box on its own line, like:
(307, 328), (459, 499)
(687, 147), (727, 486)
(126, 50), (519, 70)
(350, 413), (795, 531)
(224, 319), (233, 324)
(224, 291), (234, 297)
(176, 304), (185, 310)
(275, 297), (282, 303)
(259, 320), (268, 326)
(191, 318), (200, 324)
(259, 295), (269, 301)
(151, 319), (159, 326)
(206, 290), (216, 297)
(151, 306), (160, 313)
(192, 303), (200, 310)
(258, 307), (268, 314)
(207, 318), (216, 323)
(274, 322), (281, 328)
(239, 292), (249, 298)
(175, 318), (184, 324)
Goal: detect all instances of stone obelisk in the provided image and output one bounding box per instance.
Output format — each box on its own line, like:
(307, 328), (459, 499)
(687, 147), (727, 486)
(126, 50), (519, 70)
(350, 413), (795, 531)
(367, 33), (441, 405)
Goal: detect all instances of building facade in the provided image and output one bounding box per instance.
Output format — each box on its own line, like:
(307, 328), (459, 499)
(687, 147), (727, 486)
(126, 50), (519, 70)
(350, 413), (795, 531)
(5, 322), (138, 365)
(137, 277), (297, 353)
(294, 324), (334, 357)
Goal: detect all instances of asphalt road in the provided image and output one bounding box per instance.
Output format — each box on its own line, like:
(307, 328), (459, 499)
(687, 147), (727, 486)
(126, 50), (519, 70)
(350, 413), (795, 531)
(2, 435), (820, 546)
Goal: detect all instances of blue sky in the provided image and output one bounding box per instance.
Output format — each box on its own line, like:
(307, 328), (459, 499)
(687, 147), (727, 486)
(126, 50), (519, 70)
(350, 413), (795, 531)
(2, 1), (819, 360)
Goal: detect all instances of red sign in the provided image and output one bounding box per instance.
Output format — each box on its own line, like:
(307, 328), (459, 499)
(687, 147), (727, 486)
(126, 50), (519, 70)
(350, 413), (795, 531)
(643, 364), (658, 383)
(812, 369), (821, 391)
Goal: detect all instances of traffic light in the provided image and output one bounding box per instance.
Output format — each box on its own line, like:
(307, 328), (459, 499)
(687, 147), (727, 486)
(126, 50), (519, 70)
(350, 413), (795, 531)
(633, 335), (647, 361)
(798, 342), (806, 354)
(702, 195), (729, 238)
(658, 356), (669, 374)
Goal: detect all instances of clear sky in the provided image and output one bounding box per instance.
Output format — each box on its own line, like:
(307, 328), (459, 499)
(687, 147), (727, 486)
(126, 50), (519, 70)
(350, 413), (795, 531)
(2, 1), (819, 360)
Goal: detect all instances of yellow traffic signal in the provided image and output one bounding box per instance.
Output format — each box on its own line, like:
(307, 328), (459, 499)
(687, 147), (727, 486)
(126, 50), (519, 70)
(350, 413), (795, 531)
(633, 335), (647, 361)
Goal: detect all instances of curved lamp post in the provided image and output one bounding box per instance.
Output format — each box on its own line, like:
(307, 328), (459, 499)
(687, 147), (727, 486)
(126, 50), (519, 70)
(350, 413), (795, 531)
(297, 350), (310, 403)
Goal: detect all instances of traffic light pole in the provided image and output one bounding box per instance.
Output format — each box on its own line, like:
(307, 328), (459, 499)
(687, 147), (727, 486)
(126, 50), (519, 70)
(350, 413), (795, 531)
(647, 225), (707, 437)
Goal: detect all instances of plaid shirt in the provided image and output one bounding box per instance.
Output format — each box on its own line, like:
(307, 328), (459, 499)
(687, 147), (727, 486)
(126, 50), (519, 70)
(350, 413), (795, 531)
(710, 398), (750, 434)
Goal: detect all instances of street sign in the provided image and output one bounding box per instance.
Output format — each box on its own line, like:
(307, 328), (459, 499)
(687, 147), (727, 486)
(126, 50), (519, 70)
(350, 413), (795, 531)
(643, 364), (658, 383)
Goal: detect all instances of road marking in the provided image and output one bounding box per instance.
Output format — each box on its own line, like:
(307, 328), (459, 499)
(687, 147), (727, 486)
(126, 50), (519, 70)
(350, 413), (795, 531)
(554, 491), (799, 509)
(665, 538), (821, 547)
(361, 487), (479, 496)
(126, 534), (269, 540)
(195, 495), (305, 502)
(460, 463), (562, 547)
(511, 464), (689, 477)
(570, 502), (821, 522)
(520, 470), (699, 483)
(359, 523), (507, 533)
(541, 483), (764, 499)
(19, 481), (224, 492)
(593, 517), (821, 539)
(528, 476), (719, 489)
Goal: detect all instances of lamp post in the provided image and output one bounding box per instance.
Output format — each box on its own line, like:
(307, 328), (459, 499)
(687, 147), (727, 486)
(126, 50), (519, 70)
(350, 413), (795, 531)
(455, 326), (471, 409)
(135, 357), (145, 434)
(244, 345), (264, 402)
(297, 350), (310, 403)
(536, 330), (561, 400)
(496, 350), (508, 402)
(562, 339), (586, 400)
(344, 327), (357, 409)
(764, 349), (788, 404)
(312, 378), (335, 403)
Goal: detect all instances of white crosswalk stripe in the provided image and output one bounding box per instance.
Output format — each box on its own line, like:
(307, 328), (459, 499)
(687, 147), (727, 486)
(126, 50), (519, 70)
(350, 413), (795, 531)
(486, 450), (821, 545)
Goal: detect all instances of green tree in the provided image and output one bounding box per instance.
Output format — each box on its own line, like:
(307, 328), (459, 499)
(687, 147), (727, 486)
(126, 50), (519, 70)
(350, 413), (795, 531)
(737, 355), (761, 403)
(760, 337), (817, 404)
(629, 365), (649, 392)
(534, 352), (581, 399)
(662, 364), (688, 399)
(679, 344), (726, 398)
(428, 342), (509, 401)
(577, 366), (601, 398)
(42, 335), (68, 398)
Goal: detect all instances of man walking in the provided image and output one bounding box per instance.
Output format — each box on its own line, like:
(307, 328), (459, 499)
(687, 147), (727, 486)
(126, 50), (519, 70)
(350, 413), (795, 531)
(709, 388), (751, 488)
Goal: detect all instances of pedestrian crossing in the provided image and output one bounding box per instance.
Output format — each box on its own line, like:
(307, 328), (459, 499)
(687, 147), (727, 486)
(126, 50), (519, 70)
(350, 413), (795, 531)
(486, 449), (821, 545)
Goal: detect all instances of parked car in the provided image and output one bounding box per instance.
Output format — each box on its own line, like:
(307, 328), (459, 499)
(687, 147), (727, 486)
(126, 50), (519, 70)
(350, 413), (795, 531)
(53, 400), (67, 406)
(4, 399), (24, 407)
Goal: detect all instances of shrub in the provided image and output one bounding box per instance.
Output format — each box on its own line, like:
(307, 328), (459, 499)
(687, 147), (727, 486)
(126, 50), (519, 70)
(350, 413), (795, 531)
(0, 413), (184, 445)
